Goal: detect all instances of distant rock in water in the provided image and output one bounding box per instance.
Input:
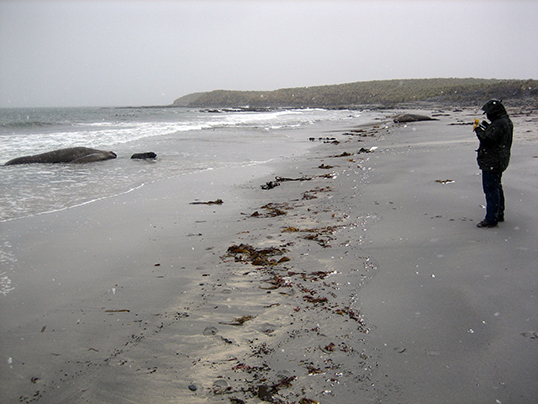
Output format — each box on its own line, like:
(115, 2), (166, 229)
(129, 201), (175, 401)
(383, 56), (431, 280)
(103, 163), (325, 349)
(131, 152), (157, 159)
(393, 114), (436, 123)
(5, 147), (117, 165)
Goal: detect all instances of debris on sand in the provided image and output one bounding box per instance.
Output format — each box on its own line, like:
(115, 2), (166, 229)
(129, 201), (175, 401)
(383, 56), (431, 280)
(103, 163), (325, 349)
(219, 315), (254, 326)
(248, 202), (293, 218)
(225, 243), (289, 266)
(261, 176), (313, 190)
(190, 198), (224, 205)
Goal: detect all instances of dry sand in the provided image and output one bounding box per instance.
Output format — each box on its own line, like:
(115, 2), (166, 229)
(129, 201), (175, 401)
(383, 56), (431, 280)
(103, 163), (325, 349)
(1, 106), (537, 404)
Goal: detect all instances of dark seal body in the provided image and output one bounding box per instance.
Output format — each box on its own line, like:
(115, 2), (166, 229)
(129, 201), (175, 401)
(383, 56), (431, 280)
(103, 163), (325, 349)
(393, 114), (435, 123)
(5, 147), (117, 165)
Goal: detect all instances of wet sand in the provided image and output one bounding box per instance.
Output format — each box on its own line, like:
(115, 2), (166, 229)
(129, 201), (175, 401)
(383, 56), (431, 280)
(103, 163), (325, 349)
(1, 106), (537, 403)
(358, 108), (538, 404)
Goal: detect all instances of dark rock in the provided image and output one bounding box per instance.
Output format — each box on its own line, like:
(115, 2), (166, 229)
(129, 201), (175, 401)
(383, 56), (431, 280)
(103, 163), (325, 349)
(258, 385), (272, 401)
(131, 152), (157, 159)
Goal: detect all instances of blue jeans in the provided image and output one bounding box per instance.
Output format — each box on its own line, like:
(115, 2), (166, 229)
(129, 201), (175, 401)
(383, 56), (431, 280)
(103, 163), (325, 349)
(482, 171), (504, 224)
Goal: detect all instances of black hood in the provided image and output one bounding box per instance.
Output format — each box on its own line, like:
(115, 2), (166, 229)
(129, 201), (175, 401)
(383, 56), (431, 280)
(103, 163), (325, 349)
(482, 99), (507, 120)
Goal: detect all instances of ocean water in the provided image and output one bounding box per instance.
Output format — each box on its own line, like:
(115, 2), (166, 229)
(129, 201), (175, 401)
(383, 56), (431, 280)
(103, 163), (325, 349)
(0, 106), (380, 225)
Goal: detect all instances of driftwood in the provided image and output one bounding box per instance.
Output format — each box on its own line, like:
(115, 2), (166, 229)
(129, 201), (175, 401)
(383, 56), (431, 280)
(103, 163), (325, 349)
(189, 199), (223, 205)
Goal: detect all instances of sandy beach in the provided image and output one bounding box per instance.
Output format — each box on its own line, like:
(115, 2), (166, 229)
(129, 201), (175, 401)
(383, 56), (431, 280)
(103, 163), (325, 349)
(1, 106), (537, 404)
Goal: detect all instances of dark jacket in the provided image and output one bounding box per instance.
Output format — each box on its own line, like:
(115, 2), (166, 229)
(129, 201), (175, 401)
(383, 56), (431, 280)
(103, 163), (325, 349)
(475, 113), (513, 172)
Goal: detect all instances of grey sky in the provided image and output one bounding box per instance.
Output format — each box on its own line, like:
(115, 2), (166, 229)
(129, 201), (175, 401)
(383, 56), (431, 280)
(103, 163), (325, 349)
(1, 0), (537, 108)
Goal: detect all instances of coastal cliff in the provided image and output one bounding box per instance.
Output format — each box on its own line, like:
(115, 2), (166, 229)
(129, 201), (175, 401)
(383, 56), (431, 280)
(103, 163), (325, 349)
(173, 78), (538, 108)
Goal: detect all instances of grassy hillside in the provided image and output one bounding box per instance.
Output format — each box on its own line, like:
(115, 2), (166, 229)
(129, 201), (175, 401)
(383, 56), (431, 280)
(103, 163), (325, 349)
(173, 78), (538, 108)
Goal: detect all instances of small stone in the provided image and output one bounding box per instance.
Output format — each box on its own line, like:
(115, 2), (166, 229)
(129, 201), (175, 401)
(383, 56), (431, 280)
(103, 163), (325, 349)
(258, 385), (271, 400)
(276, 370), (290, 379)
(203, 326), (218, 336)
(188, 384), (197, 391)
(213, 379), (228, 388)
(260, 323), (276, 334)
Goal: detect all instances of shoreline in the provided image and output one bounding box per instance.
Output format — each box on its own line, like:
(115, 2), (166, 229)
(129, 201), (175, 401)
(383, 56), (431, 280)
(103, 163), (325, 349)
(1, 106), (537, 403)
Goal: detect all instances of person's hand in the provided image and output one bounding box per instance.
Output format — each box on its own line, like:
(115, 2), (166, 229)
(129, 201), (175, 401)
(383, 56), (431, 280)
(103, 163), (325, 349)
(474, 119), (489, 133)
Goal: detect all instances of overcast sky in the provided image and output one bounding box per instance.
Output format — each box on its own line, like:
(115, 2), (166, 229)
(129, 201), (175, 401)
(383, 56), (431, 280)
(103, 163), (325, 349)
(1, 0), (537, 108)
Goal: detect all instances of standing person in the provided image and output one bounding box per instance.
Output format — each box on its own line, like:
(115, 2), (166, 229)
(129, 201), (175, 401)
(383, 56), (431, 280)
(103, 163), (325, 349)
(474, 99), (513, 228)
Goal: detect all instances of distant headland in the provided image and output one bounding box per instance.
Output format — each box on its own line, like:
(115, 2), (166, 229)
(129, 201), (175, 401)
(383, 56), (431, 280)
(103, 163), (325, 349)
(172, 78), (538, 109)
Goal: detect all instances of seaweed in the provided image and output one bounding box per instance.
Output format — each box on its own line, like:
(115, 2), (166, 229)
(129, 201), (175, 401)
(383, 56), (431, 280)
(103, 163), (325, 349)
(226, 243), (289, 266)
(220, 315), (254, 326)
(293, 225), (341, 247)
(303, 233), (334, 248)
(275, 176), (312, 182)
(301, 186), (332, 200)
(261, 175), (313, 190)
(301, 191), (317, 200)
(303, 295), (328, 304)
(306, 364), (324, 374)
(299, 399), (319, 404)
(249, 202), (293, 218)
(286, 270), (335, 283)
(260, 272), (291, 290)
(250, 376), (297, 402)
(321, 342), (336, 352)
(331, 151), (353, 157)
(261, 181), (280, 190)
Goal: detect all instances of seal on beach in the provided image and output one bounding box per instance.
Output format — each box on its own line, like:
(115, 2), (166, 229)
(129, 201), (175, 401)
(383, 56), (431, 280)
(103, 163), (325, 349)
(131, 152), (157, 159)
(393, 114), (435, 123)
(4, 147), (117, 165)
